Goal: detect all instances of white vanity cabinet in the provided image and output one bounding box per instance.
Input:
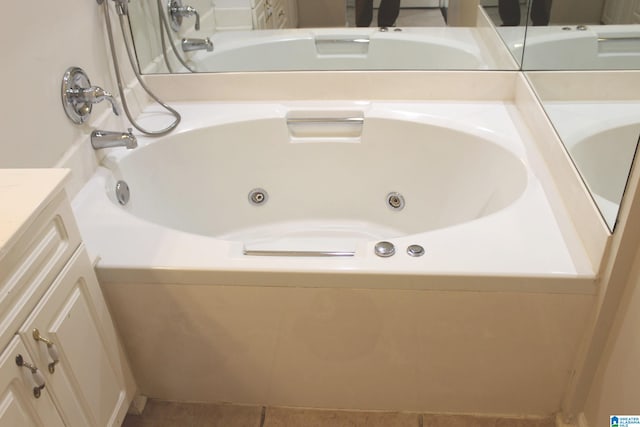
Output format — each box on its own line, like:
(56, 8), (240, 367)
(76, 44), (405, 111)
(252, 0), (271, 29)
(0, 169), (135, 427)
(271, 0), (289, 28)
(214, 0), (296, 30)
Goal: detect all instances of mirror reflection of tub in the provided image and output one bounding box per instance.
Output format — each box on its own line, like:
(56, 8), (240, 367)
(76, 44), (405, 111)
(570, 123), (639, 225)
(541, 99), (640, 228)
(157, 26), (516, 73)
(499, 25), (640, 70)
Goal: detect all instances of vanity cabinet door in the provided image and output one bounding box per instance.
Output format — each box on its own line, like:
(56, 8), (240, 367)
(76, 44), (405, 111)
(19, 248), (129, 427)
(0, 335), (65, 427)
(272, 0), (288, 28)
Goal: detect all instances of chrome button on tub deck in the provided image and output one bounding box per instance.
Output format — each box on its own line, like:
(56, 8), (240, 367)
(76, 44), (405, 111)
(407, 244), (425, 257)
(374, 241), (395, 258)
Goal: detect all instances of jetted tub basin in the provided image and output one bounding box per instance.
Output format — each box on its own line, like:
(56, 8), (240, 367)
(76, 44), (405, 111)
(74, 101), (593, 290)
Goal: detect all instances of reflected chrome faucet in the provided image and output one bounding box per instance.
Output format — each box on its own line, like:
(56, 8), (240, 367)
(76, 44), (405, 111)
(168, 1), (201, 31)
(91, 128), (137, 150)
(182, 38), (213, 52)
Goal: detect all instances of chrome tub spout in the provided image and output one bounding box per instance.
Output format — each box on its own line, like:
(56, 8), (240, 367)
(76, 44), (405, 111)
(182, 37), (214, 52)
(91, 128), (137, 150)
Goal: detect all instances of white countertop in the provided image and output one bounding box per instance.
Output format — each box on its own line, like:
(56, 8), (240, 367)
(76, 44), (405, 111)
(0, 169), (69, 257)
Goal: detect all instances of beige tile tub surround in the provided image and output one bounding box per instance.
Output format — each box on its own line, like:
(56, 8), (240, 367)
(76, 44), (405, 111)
(122, 401), (556, 427)
(102, 283), (593, 416)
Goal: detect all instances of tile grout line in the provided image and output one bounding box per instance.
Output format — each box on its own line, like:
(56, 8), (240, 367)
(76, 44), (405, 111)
(419, 413), (424, 427)
(260, 406), (267, 427)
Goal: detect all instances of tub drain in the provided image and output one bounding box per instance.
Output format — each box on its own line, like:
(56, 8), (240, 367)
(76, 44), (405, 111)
(115, 180), (130, 206)
(248, 188), (268, 206)
(386, 192), (405, 210)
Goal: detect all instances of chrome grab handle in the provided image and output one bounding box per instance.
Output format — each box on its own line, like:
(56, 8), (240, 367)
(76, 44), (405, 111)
(315, 38), (370, 44)
(286, 113), (365, 138)
(286, 117), (364, 125)
(243, 249), (355, 257)
(15, 354), (46, 398)
(33, 329), (60, 374)
(598, 36), (640, 42)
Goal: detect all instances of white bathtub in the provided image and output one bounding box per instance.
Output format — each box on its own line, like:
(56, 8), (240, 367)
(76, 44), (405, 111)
(72, 100), (597, 414)
(74, 100), (592, 288)
(179, 28), (509, 72)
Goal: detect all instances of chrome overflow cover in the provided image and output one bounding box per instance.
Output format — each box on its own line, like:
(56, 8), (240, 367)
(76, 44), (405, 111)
(407, 244), (425, 257)
(115, 181), (130, 206)
(374, 241), (395, 258)
(386, 192), (405, 210)
(248, 188), (268, 206)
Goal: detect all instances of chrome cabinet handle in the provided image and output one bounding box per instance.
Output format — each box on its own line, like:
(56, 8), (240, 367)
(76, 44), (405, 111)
(33, 329), (60, 374)
(15, 354), (46, 398)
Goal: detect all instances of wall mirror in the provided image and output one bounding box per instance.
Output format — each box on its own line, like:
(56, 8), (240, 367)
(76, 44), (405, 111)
(489, 0), (640, 231)
(483, 0), (640, 70)
(526, 71), (640, 231)
(126, 0), (520, 73)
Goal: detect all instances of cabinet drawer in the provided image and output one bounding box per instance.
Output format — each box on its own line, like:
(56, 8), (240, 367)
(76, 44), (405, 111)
(0, 192), (81, 352)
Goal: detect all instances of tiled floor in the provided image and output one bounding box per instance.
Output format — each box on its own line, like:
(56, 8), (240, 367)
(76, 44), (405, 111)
(122, 400), (557, 427)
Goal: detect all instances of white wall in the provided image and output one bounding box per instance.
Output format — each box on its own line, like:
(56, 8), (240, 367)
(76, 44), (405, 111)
(0, 1), (126, 166)
(582, 246), (640, 426)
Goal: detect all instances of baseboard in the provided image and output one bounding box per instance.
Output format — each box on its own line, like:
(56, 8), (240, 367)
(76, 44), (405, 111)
(128, 395), (148, 415)
(577, 413), (590, 427)
(555, 412), (590, 427)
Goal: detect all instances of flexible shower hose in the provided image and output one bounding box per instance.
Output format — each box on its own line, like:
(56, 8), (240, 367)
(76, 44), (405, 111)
(101, 0), (181, 136)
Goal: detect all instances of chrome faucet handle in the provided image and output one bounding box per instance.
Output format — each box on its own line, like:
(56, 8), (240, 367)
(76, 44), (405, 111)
(191, 7), (200, 31)
(80, 86), (121, 116)
(61, 67), (120, 124)
(168, 0), (200, 31)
